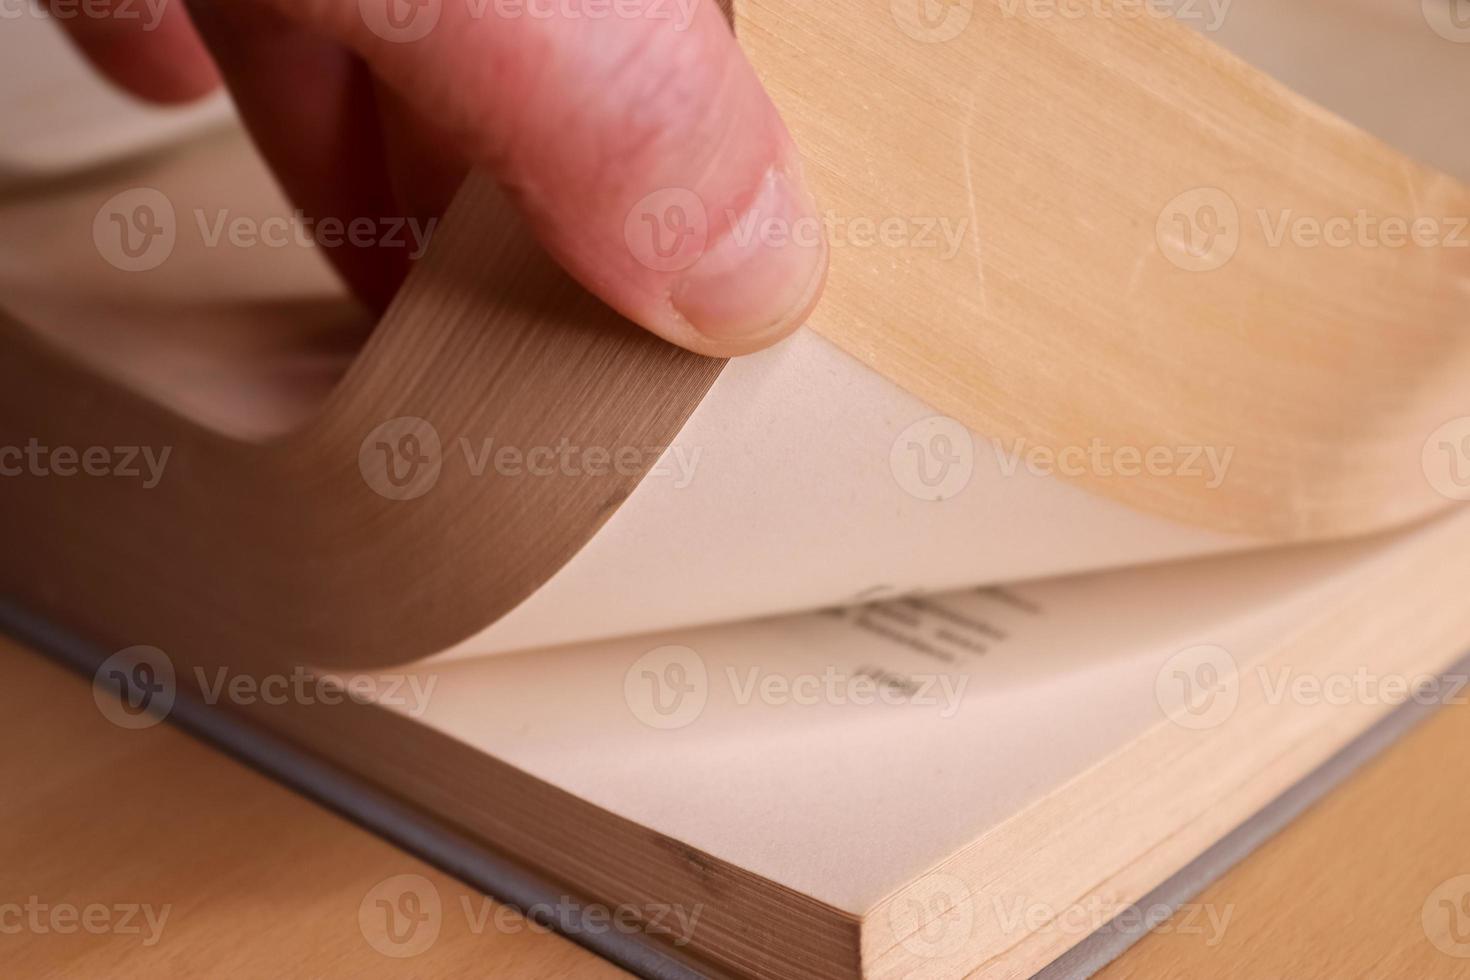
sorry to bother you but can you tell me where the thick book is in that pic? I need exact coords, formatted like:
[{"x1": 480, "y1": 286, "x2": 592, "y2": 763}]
[{"x1": 3, "y1": 3, "x2": 1469, "y2": 978}]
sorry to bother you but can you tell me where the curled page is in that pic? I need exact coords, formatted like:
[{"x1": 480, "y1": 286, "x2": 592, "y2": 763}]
[{"x1": 1, "y1": 4, "x2": 1467, "y2": 672}]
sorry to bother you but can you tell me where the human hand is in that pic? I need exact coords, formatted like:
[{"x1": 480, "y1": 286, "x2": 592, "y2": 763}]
[{"x1": 53, "y1": 0, "x2": 828, "y2": 356}]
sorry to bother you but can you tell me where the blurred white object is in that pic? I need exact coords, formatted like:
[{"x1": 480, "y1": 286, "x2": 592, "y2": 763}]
[
  {"x1": 0, "y1": 8, "x2": 232, "y2": 181},
  {"x1": 1171, "y1": 0, "x2": 1470, "y2": 182}
]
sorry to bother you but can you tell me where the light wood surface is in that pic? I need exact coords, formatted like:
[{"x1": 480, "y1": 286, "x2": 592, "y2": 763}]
[
  {"x1": 0, "y1": 636, "x2": 626, "y2": 979},
  {"x1": 1101, "y1": 659, "x2": 1470, "y2": 979},
  {"x1": 6, "y1": 630, "x2": 1469, "y2": 978}
]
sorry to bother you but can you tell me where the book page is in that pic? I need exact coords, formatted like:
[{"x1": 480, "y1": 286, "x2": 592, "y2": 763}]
[
  {"x1": 0, "y1": 25, "x2": 1248, "y2": 659},
  {"x1": 3, "y1": 10, "x2": 1464, "y2": 661},
  {"x1": 0, "y1": 116, "x2": 1247, "y2": 656},
  {"x1": 365, "y1": 506, "x2": 1470, "y2": 913},
  {"x1": 442, "y1": 327, "x2": 1243, "y2": 657}
]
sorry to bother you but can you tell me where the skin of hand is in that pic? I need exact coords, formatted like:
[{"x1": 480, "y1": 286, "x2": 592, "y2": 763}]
[{"x1": 51, "y1": 0, "x2": 829, "y2": 357}]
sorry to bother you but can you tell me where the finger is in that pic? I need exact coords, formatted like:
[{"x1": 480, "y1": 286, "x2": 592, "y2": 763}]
[
  {"x1": 248, "y1": 0, "x2": 829, "y2": 356},
  {"x1": 184, "y1": 0, "x2": 411, "y2": 310},
  {"x1": 45, "y1": 0, "x2": 220, "y2": 103},
  {"x1": 373, "y1": 80, "x2": 469, "y2": 224}
]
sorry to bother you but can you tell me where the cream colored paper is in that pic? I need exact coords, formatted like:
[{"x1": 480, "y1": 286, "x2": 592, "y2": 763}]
[
  {"x1": 371, "y1": 506, "x2": 1470, "y2": 913},
  {"x1": 444, "y1": 328, "x2": 1243, "y2": 657},
  {"x1": 5, "y1": 10, "x2": 1466, "y2": 663}
]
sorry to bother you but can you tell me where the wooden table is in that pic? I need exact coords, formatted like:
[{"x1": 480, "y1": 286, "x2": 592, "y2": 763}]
[{"x1": 4, "y1": 634, "x2": 1469, "y2": 977}]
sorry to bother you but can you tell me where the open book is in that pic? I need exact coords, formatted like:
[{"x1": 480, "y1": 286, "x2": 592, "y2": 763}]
[{"x1": 3, "y1": 2, "x2": 1469, "y2": 977}]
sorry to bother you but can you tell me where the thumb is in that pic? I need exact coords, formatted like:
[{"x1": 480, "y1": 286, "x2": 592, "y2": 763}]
[{"x1": 271, "y1": 0, "x2": 829, "y2": 356}]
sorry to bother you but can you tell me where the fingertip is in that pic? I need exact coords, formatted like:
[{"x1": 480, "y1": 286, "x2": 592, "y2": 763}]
[
  {"x1": 51, "y1": 5, "x2": 222, "y2": 105},
  {"x1": 90, "y1": 46, "x2": 222, "y2": 105},
  {"x1": 665, "y1": 164, "x2": 829, "y2": 356}
]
